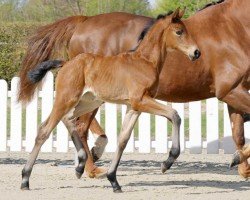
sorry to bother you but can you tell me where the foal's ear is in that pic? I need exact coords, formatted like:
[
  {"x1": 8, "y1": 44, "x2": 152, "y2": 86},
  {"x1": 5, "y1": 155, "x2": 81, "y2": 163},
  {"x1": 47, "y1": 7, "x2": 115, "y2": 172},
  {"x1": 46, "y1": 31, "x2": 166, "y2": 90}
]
[
  {"x1": 171, "y1": 7, "x2": 180, "y2": 22},
  {"x1": 178, "y1": 7, "x2": 186, "y2": 19},
  {"x1": 171, "y1": 7, "x2": 185, "y2": 22}
]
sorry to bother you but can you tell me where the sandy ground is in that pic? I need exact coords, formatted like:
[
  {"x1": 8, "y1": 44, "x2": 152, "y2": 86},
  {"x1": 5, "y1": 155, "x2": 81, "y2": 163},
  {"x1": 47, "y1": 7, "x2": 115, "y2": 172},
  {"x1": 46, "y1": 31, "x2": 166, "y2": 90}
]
[{"x1": 0, "y1": 150, "x2": 249, "y2": 200}]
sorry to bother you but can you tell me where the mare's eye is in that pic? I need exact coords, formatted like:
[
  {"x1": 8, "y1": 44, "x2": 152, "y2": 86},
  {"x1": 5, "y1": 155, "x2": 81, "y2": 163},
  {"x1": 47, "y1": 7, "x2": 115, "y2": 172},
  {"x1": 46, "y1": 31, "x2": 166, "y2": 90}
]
[{"x1": 176, "y1": 30, "x2": 183, "y2": 36}]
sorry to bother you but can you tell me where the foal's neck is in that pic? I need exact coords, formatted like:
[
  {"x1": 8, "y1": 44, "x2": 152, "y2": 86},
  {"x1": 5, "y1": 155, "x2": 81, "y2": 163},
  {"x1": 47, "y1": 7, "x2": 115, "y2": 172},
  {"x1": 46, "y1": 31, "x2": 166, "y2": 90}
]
[{"x1": 134, "y1": 21, "x2": 168, "y2": 69}]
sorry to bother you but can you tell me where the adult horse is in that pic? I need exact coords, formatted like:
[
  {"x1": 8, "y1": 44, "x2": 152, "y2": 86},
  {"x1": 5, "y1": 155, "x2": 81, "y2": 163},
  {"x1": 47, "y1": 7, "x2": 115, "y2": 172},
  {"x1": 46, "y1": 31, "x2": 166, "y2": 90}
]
[{"x1": 18, "y1": 0, "x2": 250, "y2": 178}]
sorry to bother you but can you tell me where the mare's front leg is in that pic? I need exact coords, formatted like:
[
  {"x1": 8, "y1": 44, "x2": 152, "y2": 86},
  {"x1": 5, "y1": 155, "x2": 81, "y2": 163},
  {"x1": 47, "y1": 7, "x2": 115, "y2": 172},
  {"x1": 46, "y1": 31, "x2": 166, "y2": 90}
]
[
  {"x1": 107, "y1": 106, "x2": 140, "y2": 193},
  {"x1": 228, "y1": 105, "x2": 250, "y2": 176},
  {"x1": 131, "y1": 95, "x2": 181, "y2": 173},
  {"x1": 230, "y1": 144, "x2": 250, "y2": 170}
]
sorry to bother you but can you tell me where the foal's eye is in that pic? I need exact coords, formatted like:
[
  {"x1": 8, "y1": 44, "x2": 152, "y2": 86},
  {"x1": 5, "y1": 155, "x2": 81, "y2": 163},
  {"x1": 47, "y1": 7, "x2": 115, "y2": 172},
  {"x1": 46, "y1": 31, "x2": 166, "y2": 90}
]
[{"x1": 176, "y1": 30, "x2": 183, "y2": 36}]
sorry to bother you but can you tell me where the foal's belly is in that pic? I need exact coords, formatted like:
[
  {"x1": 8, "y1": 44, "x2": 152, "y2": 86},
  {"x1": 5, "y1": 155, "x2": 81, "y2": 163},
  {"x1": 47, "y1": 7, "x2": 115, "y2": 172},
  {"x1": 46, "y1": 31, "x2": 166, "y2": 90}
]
[{"x1": 70, "y1": 86, "x2": 130, "y2": 119}]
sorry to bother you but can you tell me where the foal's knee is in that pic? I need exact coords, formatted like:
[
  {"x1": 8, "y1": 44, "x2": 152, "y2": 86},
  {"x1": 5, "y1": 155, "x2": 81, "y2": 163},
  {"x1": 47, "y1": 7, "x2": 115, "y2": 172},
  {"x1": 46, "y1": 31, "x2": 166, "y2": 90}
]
[{"x1": 171, "y1": 110, "x2": 181, "y2": 126}]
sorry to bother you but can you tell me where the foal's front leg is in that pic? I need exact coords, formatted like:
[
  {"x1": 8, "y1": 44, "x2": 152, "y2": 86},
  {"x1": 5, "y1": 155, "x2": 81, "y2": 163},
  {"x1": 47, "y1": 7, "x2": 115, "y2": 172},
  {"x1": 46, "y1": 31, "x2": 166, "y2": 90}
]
[
  {"x1": 107, "y1": 106, "x2": 140, "y2": 193},
  {"x1": 131, "y1": 95, "x2": 181, "y2": 173},
  {"x1": 62, "y1": 117, "x2": 87, "y2": 179}
]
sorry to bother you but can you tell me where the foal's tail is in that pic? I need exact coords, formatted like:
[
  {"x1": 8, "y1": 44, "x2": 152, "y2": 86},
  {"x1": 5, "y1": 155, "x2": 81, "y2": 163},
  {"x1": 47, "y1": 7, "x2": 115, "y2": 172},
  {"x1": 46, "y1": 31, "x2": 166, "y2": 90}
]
[
  {"x1": 28, "y1": 60, "x2": 64, "y2": 84},
  {"x1": 18, "y1": 15, "x2": 88, "y2": 104}
]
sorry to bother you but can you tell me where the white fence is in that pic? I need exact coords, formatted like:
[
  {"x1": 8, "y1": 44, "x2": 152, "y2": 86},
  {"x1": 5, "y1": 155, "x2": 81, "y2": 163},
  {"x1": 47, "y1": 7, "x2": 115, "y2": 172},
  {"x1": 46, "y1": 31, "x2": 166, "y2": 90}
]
[{"x1": 0, "y1": 72, "x2": 250, "y2": 154}]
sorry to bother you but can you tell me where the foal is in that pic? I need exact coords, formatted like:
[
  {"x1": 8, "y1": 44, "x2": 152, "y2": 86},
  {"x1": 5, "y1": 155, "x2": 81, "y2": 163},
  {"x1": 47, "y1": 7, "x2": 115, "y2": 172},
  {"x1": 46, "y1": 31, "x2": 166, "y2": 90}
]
[{"x1": 21, "y1": 9, "x2": 200, "y2": 191}]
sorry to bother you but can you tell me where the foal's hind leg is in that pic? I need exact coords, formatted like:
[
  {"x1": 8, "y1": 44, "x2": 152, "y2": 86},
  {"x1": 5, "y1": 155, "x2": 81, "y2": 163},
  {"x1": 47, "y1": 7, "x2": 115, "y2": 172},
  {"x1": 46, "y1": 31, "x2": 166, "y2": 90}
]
[
  {"x1": 107, "y1": 106, "x2": 140, "y2": 192},
  {"x1": 21, "y1": 104, "x2": 77, "y2": 190},
  {"x1": 131, "y1": 95, "x2": 181, "y2": 173}
]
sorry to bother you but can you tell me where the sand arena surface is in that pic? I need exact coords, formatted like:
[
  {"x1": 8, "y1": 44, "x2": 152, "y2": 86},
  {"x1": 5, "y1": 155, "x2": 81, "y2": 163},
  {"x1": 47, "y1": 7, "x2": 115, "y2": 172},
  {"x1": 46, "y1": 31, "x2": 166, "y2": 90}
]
[{"x1": 0, "y1": 151, "x2": 249, "y2": 200}]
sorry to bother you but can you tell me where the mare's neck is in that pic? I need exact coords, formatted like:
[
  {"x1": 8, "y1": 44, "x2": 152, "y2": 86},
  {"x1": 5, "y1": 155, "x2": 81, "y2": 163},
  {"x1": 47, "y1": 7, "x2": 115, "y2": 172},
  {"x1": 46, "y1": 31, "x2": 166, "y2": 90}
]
[{"x1": 229, "y1": 0, "x2": 250, "y2": 30}]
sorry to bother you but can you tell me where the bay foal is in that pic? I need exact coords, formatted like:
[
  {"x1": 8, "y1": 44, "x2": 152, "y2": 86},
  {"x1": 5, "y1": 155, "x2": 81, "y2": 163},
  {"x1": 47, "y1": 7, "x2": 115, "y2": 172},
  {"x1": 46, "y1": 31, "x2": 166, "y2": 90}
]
[{"x1": 21, "y1": 9, "x2": 200, "y2": 191}]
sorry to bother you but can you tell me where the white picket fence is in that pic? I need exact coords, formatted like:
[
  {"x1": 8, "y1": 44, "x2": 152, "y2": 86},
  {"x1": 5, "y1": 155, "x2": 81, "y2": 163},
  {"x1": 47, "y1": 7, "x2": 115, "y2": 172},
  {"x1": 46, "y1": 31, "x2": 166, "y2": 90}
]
[{"x1": 0, "y1": 72, "x2": 250, "y2": 154}]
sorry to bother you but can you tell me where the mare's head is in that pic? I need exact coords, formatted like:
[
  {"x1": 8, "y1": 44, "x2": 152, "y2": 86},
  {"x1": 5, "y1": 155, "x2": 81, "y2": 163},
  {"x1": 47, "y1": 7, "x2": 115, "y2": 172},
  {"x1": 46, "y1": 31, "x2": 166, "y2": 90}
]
[{"x1": 161, "y1": 8, "x2": 201, "y2": 61}]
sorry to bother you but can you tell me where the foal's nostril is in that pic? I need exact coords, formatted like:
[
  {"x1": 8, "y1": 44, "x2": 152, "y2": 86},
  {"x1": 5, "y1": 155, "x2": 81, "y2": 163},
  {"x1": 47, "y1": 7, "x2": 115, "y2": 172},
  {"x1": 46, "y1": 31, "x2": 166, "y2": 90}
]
[{"x1": 194, "y1": 49, "x2": 201, "y2": 59}]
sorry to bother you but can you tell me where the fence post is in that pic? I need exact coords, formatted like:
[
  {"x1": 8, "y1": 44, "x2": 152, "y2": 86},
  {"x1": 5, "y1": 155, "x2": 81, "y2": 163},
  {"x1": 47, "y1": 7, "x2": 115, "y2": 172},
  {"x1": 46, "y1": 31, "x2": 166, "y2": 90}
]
[
  {"x1": 41, "y1": 72, "x2": 54, "y2": 152},
  {"x1": 155, "y1": 101, "x2": 168, "y2": 153},
  {"x1": 0, "y1": 80, "x2": 7, "y2": 151},
  {"x1": 25, "y1": 91, "x2": 38, "y2": 152},
  {"x1": 10, "y1": 77, "x2": 22, "y2": 151},
  {"x1": 206, "y1": 98, "x2": 219, "y2": 154},
  {"x1": 105, "y1": 103, "x2": 117, "y2": 152},
  {"x1": 189, "y1": 101, "x2": 202, "y2": 153},
  {"x1": 138, "y1": 113, "x2": 151, "y2": 153}
]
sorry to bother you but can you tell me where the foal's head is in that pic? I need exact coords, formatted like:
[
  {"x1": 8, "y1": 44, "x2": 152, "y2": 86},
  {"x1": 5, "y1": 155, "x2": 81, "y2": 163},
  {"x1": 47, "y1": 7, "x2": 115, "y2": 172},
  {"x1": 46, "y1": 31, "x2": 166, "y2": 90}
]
[{"x1": 161, "y1": 8, "x2": 201, "y2": 61}]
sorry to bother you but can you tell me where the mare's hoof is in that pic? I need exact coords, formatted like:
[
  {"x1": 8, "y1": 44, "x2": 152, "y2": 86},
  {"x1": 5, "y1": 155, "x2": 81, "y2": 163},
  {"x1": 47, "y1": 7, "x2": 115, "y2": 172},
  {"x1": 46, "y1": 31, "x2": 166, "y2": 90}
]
[
  {"x1": 21, "y1": 182, "x2": 30, "y2": 190},
  {"x1": 229, "y1": 151, "x2": 241, "y2": 169}
]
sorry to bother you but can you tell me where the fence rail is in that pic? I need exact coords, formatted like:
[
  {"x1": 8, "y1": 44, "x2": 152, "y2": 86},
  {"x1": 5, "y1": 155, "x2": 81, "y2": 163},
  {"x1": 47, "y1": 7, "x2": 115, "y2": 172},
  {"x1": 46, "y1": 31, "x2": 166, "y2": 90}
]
[{"x1": 0, "y1": 72, "x2": 249, "y2": 154}]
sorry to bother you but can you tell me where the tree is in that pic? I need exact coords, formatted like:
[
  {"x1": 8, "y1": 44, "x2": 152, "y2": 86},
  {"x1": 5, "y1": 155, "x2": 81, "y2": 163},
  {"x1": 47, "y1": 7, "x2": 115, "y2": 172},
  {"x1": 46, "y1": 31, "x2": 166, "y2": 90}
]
[
  {"x1": 0, "y1": 0, "x2": 152, "y2": 22},
  {"x1": 153, "y1": 0, "x2": 212, "y2": 17}
]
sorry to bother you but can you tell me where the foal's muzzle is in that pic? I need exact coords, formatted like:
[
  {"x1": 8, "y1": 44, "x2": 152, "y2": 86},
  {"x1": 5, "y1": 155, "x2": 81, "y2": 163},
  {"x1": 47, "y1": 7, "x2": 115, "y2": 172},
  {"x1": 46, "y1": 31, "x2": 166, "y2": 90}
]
[
  {"x1": 189, "y1": 49, "x2": 201, "y2": 61},
  {"x1": 194, "y1": 49, "x2": 201, "y2": 59}
]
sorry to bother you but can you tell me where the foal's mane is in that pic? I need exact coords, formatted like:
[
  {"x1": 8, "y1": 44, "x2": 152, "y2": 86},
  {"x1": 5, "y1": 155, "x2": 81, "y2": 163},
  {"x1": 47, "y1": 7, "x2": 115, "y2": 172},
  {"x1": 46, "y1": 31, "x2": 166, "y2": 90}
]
[{"x1": 138, "y1": 11, "x2": 173, "y2": 42}]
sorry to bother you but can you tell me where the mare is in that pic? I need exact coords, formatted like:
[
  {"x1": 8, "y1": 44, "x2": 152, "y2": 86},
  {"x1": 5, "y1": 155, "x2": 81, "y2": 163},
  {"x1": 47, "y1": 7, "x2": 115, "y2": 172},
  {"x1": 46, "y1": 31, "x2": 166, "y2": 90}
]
[{"x1": 18, "y1": 0, "x2": 250, "y2": 178}]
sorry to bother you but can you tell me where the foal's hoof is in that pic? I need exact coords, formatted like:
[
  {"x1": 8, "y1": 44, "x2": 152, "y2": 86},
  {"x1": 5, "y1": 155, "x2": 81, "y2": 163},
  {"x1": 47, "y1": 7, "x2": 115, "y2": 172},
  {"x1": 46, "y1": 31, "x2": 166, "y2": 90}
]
[
  {"x1": 21, "y1": 182, "x2": 30, "y2": 190},
  {"x1": 161, "y1": 161, "x2": 173, "y2": 173},
  {"x1": 75, "y1": 168, "x2": 84, "y2": 179},
  {"x1": 230, "y1": 151, "x2": 241, "y2": 169},
  {"x1": 113, "y1": 187, "x2": 122, "y2": 193},
  {"x1": 87, "y1": 167, "x2": 108, "y2": 179}
]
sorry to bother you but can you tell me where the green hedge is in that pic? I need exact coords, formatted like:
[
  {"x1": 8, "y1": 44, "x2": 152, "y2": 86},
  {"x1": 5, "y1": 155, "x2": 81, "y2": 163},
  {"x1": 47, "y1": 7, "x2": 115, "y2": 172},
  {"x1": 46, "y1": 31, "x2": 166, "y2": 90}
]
[{"x1": 0, "y1": 22, "x2": 44, "y2": 85}]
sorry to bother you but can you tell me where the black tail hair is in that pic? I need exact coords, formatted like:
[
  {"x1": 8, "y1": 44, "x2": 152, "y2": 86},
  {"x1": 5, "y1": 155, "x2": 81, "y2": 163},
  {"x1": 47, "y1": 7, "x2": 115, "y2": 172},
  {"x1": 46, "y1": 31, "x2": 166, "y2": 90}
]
[{"x1": 28, "y1": 60, "x2": 63, "y2": 83}]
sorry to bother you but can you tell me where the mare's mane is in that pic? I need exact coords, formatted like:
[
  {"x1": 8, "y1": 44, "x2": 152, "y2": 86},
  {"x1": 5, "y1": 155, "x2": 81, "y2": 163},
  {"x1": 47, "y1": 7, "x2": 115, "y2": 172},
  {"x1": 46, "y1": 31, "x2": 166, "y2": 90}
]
[
  {"x1": 199, "y1": 0, "x2": 225, "y2": 11},
  {"x1": 136, "y1": 0, "x2": 225, "y2": 44}
]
